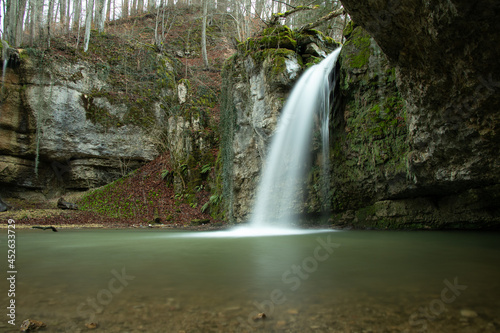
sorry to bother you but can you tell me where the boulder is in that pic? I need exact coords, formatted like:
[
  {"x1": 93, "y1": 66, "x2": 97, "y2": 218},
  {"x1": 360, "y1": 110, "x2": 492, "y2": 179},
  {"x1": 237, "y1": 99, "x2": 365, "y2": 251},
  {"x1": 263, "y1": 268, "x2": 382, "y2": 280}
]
[{"x1": 57, "y1": 198, "x2": 78, "y2": 210}]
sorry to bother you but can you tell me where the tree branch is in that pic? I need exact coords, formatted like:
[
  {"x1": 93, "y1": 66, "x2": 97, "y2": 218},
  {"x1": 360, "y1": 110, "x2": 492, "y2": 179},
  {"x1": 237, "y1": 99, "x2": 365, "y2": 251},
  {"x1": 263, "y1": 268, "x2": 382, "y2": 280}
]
[
  {"x1": 297, "y1": 8, "x2": 344, "y2": 33},
  {"x1": 272, "y1": 0, "x2": 297, "y2": 9},
  {"x1": 268, "y1": 5, "x2": 316, "y2": 26}
]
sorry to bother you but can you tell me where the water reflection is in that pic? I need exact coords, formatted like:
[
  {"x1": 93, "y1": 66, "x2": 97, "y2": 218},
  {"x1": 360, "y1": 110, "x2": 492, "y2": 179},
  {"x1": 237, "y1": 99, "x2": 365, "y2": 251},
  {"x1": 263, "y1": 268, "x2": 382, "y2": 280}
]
[{"x1": 1, "y1": 230, "x2": 499, "y2": 332}]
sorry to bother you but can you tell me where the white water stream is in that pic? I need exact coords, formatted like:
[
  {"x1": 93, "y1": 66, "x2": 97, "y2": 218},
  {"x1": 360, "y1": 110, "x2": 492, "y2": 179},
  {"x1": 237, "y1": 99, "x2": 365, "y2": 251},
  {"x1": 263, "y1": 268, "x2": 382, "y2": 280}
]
[
  {"x1": 198, "y1": 48, "x2": 342, "y2": 238},
  {"x1": 1, "y1": 40, "x2": 9, "y2": 112},
  {"x1": 249, "y1": 48, "x2": 342, "y2": 229}
]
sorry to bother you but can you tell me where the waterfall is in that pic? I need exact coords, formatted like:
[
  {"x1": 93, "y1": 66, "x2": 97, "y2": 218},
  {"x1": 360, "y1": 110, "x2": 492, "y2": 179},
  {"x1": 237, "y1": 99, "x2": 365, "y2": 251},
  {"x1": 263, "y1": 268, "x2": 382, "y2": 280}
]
[
  {"x1": 250, "y1": 47, "x2": 342, "y2": 228},
  {"x1": 180, "y1": 48, "x2": 342, "y2": 238},
  {"x1": 1, "y1": 40, "x2": 9, "y2": 104}
]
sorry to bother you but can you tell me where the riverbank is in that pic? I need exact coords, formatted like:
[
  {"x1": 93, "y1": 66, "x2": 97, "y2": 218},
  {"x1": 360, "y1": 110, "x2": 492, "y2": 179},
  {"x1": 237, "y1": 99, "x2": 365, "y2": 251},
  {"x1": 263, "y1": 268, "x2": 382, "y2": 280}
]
[{"x1": 0, "y1": 194, "x2": 226, "y2": 230}]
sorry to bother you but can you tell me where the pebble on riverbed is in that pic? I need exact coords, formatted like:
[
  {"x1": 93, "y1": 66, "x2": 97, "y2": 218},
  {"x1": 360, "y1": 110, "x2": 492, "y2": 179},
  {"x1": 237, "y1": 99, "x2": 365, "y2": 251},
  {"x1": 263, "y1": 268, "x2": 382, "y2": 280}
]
[
  {"x1": 20, "y1": 319, "x2": 46, "y2": 332},
  {"x1": 85, "y1": 322, "x2": 98, "y2": 329},
  {"x1": 460, "y1": 309, "x2": 478, "y2": 318},
  {"x1": 252, "y1": 312, "x2": 267, "y2": 321}
]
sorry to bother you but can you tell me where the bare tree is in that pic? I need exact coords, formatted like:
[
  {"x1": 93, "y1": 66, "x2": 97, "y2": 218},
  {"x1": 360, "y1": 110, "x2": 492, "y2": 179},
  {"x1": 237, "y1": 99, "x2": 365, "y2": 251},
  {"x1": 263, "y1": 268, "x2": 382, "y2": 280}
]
[
  {"x1": 122, "y1": 0, "x2": 129, "y2": 18},
  {"x1": 147, "y1": 0, "x2": 155, "y2": 12},
  {"x1": 154, "y1": 0, "x2": 177, "y2": 52},
  {"x1": 3, "y1": 0, "x2": 28, "y2": 46},
  {"x1": 35, "y1": 0, "x2": 44, "y2": 44},
  {"x1": 73, "y1": 0, "x2": 82, "y2": 30},
  {"x1": 84, "y1": 0, "x2": 94, "y2": 52},
  {"x1": 201, "y1": 0, "x2": 209, "y2": 68},
  {"x1": 59, "y1": 0, "x2": 67, "y2": 33},
  {"x1": 95, "y1": 0, "x2": 107, "y2": 33},
  {"x1": 131, "y1": 0, "x2": 137, "y2": 15},
  {"x1": 46, "y1": 0, "x2": 55, "y2": 47},
  {"x1": 106, "y1": 0, "x2": 112, "y2": 21},
  {"x1": 16, "y1": 0, "x2": 28, "y2": 45},
  {"x1": 137, "y1": 0, "x2": 144, "y2": 14}
]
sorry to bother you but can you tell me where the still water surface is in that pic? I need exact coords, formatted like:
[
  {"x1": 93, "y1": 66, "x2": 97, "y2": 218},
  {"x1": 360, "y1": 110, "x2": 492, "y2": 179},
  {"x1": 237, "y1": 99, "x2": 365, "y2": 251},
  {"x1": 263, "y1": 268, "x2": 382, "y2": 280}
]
[{"x1": 1, "y1": 229, "x2": 499, "y2": 332}]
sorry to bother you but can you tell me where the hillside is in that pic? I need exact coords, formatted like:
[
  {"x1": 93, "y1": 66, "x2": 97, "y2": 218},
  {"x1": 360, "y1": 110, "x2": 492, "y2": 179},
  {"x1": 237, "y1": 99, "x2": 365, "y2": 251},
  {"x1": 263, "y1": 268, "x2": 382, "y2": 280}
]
[{"x1": 1, "y1": 6, "x2": 234, "y2": 228}]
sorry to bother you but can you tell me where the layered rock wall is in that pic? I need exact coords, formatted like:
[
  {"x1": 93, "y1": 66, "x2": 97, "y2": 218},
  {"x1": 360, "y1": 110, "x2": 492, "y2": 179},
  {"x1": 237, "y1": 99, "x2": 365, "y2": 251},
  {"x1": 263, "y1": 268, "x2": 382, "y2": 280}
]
[
  {"x1": 336, "y1": 0, "x2": 500, "y2": 227},
  {"x1": 0, "y1": 48, "x2": 169, "y2": 197}
]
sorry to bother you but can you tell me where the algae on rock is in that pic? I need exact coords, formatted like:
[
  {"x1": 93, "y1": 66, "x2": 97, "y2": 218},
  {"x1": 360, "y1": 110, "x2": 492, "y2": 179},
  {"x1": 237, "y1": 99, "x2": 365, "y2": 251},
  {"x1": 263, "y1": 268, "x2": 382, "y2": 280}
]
[{"x1": 332, "y1": 24, "x2": 409, "y2": 222}]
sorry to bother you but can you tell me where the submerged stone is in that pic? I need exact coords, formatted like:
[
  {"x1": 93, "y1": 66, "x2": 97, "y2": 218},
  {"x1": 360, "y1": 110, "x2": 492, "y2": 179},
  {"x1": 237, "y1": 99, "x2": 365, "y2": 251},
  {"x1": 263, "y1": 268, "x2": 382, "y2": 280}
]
[
  {"x1": 460, "y1": 309, "x2": 478, "y2": 318},
  {"x1": 20, "y1": 319, "x2": 46, "y2": 332}
]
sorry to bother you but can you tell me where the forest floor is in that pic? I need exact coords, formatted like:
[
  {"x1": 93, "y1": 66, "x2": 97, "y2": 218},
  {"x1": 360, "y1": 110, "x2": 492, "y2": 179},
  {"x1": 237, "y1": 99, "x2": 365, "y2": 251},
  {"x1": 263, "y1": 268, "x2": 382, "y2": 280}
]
[{"x1": 1, "y1": 152, "x2": 227, "y2": 230}]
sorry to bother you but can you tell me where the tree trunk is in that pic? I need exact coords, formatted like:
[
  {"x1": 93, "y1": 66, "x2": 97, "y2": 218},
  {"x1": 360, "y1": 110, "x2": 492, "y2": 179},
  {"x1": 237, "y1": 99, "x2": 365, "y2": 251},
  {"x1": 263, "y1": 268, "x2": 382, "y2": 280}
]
[
  {"x1": 84, "y1": 0, "x2": 94, "y2": 52},
  {"x1": 4, "y1": 0, "x2": 23, "y2": 46},
  {"x1": 28, "y1": 0, "x2": 42, "y2": 46},
  {"x1": 131, "y1": 0, "x2": 137, "y2": 15},
  {"x1": 122, "y1": 0, "x2": 129, "y2": 18},
  {"x1": 147, "y1": 0, "x2": 154, "y2": 12},
  {"x1": 106, "y1": 0, "x2": 112, "y2": 21},
  {"x1": 95, "y1": 0, "x2": 106, "y2": 33},
  {"x1": 244, "y1": 0, "x2": 250, "y2": 38},
  {"x1": 59, "y1": 0, "x2": 67, "y2": 33},
  {"x1": 35, "y1": 0, "x2": 44, "y2": 45},
  {"x1": 15, "y1": 0, "x2": 28, "y2": 46},
  {"x1": 73, "y1": 0, "x2": 82, "y2": 30},
  {"x1": 47, "y1": 0, "x2": 55, "y2": 47},
  {"x1": 28, "y1": 0, "x2": 35, "y2": 46},
  {"x1": 66, "y1": 0, "x2": 71, "y2": 32},
  {"x1": 255, "y1": 0, "x2": 264, "y2": 21},
  {"x1": 201, "y1": 0, "x2": 209, "y2": 69}
]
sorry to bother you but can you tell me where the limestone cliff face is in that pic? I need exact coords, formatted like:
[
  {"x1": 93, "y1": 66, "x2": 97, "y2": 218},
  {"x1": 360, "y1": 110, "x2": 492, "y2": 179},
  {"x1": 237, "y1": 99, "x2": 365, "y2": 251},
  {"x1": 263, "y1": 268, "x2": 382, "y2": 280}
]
[
  {"x1": 332, "y1": 24, "x2": 408, "y2": 216},
  {"x1": 221, "y1": 1, "x2": 499, "y2": 228},
  {"x1": 0, "y1": 49, "x2": 171, "y2": 196},
  {"x1": 341, "y1": 0, "x2": 499, "y2": 188},
  {"x1": 336, "y1": 0, "x2": 500, "y2": 227},
  {"x1": 221, "y1": 27, "x2": 339, "y2": 223}
]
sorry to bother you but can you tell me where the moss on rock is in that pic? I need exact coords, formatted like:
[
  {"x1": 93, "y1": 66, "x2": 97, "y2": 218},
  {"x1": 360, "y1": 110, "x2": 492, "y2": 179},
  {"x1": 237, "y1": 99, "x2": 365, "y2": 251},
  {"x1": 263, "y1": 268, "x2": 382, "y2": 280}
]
[{"x1": 332, "y1": 25, "x2": 409, "y2": 218}]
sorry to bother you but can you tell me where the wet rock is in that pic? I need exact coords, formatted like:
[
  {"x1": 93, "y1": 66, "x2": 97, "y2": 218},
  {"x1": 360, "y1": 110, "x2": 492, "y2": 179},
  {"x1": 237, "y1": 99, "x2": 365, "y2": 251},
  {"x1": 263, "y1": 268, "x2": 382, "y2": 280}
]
[
  {"x1": 20, "y1": 319, "x2": 46, "y2": 332},
  {"x1": 304, "y1": 43, "x2": 327, "y2": 58},
  {"x1": 253, "y1": 312, "x2": 266, "y2": 321},
  {"x1": 85, "y1": 322, "x2": 98, "y2": 329},
  {"x1": 460, "y1": 309, "x2": 478, "y2": 318},
  {"x1": 57, "y1": 197, "x2": 78, "y2": 210},
  {"x1": 190, "y1": 219, "x2": 210, "y2": 226}
]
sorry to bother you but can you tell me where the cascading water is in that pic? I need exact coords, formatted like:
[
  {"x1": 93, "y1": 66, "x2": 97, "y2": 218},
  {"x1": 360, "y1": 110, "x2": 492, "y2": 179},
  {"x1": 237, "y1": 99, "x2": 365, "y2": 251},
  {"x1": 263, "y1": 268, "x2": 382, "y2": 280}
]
[
  {"x1": 179, "y1": 48, "x2": 342, "y2": 238},
  {"x1": 250, "y1": 47, "x2": 342, "y2": 229},
  {"x1": 1, "y1": 40, "x2": 9, "y2": 107}
]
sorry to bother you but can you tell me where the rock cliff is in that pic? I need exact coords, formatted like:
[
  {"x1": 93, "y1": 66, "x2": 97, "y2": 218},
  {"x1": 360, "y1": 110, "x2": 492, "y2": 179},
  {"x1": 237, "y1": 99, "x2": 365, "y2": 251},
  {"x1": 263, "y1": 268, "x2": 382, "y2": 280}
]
[
  {"x1": 332, "y1": 23, "x2": 408, "y2": 220},
  {"x1": 0, "y1": 41, "x2": 173, "y2": 197},
  {"x1": 336, "y1": 0, "x2": 500, "y2": 228}
]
